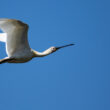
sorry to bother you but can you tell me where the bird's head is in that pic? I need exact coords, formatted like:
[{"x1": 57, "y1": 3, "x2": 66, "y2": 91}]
[{"x1": 50, "y1": 43, "x2": 75, "y2": 53}]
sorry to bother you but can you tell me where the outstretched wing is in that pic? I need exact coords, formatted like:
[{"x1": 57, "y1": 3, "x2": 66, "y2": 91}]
[{"x1": 0, "y1": 19, "x2": 31, "y2": 57}]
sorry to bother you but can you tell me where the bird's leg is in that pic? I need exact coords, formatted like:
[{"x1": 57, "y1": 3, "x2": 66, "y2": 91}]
[{"x1": 0, "y1": 57, "x2": 15, "y2": 64}]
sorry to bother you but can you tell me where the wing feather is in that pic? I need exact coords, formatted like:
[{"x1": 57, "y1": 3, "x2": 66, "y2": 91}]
[{"x1": 0, "y1": 19, "x2": 31, "y2": 57}]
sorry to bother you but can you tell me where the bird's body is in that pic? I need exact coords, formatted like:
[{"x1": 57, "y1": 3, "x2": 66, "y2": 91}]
[{"x1": 0, "y1": 18, "x2": 74, "y2": 64}]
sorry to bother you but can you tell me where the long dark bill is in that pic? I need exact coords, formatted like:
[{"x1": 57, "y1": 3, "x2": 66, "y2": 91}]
[{"x1": 56, "y1": 43, "x2": 75, "y2": 50}]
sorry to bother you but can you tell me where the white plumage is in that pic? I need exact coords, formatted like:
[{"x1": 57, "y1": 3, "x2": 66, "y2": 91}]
[{"x1": 0, "y1": 18, "x2": 74, "y2": 64}]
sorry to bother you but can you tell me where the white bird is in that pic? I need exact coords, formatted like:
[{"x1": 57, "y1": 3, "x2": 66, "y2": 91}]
[{"x1": 0, "y1": 18, "x2": 74, "y2": 64}]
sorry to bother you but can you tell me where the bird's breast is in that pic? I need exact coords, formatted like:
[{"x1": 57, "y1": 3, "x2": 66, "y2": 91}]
[{"x1": 8, "y1": 49, "x2": 34, "y2": 63}]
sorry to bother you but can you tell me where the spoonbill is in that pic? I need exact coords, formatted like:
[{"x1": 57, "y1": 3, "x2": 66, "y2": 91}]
[{"x1": 0, "y1": 18, "x2": 74, "y2": 64}]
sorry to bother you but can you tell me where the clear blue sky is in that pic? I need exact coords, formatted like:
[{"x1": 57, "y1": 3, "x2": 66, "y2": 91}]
[{"x1": 0, "y1": 0, "x2": 110, "y2": 110}]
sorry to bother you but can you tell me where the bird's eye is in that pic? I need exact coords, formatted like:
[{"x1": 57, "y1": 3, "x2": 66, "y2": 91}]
[{"x1": 52, "y1": 47, "x2": 56, "y2": 51}]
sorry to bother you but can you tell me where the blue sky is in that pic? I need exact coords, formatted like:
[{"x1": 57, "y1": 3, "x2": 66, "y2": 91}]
[{"x1": 0, "y1": 0, "x2": 110, "y2": 110}]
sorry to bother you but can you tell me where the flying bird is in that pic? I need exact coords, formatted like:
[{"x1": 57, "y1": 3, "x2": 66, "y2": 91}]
[{"x1": 0, "y1": 18, "x2": 74, "y2": 64}]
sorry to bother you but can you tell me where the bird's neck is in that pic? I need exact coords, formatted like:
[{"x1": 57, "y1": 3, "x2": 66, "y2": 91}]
[{"x1": 32, "y1": 48, "x2": 53, "y2": 57}]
